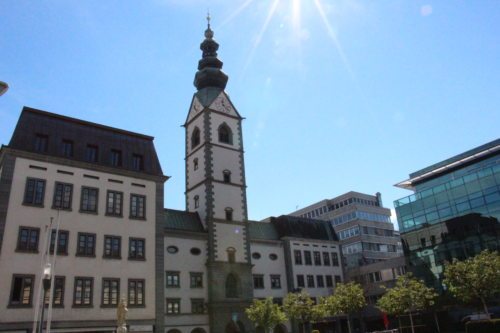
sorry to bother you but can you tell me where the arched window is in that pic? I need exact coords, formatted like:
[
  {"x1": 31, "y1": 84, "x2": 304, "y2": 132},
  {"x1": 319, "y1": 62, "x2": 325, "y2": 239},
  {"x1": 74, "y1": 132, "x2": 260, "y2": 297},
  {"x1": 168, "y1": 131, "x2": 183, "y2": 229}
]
[
  {"x1": 193, "y1": 158, "x2": 198, "y2": 170},
  {"x1": 225, "y1": 273, "x2": 238, "y2": 298},
  {"x1": 227, "y1": 247, "x2": 236, "y2": 263},
  {"x1": 225, "y1": 207, "x2": 233, "y2": 221},
  {"x1": 223, "y1": 170, "x2": 231, "y2": 183},
  {"x1": 191, "y1": 329, "x2": 207, "y2": 333},
  {"x1": 218, "y1": 124, "x2": 232, "y2": 144},
  {"x1": 194, "y1": 195, "x2": 199, "y2": 209},
  {"x1": 191, "y1": 127, "x2": 201, "y2": 149}
]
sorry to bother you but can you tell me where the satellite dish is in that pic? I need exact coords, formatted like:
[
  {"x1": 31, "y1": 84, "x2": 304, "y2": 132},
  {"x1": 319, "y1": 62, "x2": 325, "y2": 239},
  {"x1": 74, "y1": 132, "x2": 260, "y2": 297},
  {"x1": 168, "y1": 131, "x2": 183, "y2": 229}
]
[{"x1": 0, "y1": 81, "x2": 8, "y2": 96}]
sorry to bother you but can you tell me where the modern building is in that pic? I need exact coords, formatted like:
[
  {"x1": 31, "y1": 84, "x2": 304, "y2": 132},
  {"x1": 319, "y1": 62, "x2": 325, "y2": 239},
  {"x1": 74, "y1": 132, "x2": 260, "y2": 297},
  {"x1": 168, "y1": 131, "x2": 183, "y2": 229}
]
[
  {"x1": 290, "y1": 191, "x2": 403, "y2": 269},
  {"x1": 0, "y1": 107, "x2": 167, "y2": 332},
  {"x1": 0, "y1": 21, "x2": 347, "y2": 333},
  {"x1": 289, "y1": 192, "x2": 405, "y2": 329},
  {"x1": 394, "y1": 139, "x2": 500, "y2": 291}
]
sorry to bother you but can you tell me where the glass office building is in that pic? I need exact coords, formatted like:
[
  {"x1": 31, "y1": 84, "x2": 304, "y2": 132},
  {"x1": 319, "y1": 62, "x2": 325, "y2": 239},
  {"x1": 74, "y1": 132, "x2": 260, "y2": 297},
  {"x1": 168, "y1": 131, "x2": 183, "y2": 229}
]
[{"x1": 394, "y1": 139, "x2": 500, "y2": 290}]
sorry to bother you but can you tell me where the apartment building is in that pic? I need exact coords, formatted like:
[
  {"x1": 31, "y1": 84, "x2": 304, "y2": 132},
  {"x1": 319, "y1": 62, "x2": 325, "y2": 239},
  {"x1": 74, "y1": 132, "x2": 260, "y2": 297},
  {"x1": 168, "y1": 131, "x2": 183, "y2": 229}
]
[{"x1": 0, "y1": 107, "x2": 167, "y2": 332}]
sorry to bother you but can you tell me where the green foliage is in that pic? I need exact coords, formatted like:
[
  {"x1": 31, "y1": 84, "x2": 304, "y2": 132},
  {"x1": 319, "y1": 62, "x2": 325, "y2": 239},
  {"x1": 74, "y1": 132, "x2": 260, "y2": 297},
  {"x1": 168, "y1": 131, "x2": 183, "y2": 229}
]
[
  {"x1": 377, "y1": 273, "x2": 437, "y2": 315},
  {"x1": 283, "y1": 291, "x2": 326, "y2": 324},
  {"x1": 443, "y1": 250, "x2": 500, "y2": 312},
  {"x1": 465, "y1": 319, "x2": 500, "y2": 333},
  {"x1": 324, "y1": 282, "x2": 366, "y2": 316},
  {"x1": 245, "y1": 297, "x2": 287, "y2": 333}
]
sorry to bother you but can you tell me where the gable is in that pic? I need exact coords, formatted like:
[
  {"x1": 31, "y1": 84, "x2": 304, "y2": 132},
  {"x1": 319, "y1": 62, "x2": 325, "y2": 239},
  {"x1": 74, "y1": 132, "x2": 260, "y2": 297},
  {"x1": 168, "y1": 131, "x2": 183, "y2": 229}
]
[
  {"x1": 208, "y1": 92, "x2": 241, "y2": 118},
  {"x1": 185, "y1": 95, "x2": 204, "y2": 124}
]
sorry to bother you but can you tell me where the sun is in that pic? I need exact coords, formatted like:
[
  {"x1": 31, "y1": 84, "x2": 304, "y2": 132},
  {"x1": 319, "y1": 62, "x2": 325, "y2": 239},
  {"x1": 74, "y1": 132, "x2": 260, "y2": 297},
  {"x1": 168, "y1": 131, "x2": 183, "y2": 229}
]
[{"x1": 217, "y1": 0, "x2": 353, "y2": 78}]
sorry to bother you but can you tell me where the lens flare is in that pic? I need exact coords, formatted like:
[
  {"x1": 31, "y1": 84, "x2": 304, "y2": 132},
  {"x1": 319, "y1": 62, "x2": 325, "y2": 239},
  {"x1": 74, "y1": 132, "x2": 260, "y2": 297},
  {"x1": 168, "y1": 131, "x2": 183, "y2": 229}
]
[{"x1": 313, "y1": 0, "x2": 354, "y2": 79}]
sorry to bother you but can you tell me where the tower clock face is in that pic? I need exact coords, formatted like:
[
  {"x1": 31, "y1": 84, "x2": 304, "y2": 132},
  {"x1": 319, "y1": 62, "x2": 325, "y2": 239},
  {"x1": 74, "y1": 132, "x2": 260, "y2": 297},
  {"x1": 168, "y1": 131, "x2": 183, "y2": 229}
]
[
  {"x1": 220, "y1": 99, "x2": 231, "y2": 113},
  {"x1": 192, "y1": 98, "x2": 202, "y2": 113},
  {"x1": 212, "y1": 95, "x2": 233, "y2": 113}
]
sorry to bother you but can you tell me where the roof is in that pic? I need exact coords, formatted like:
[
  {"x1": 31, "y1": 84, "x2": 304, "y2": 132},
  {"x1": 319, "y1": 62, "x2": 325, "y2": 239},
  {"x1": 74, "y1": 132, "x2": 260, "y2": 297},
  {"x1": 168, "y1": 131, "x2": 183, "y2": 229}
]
[
  {"x1": 8, "y1": 106, "x2": 164, "y2": 176},
  {"x1": 248, "y1": 221, "x2": 280, "y2": 241},
  {"x1": 396, "y1": 138, "x2": 500, "y2": 190},
  {"x1": 270, "y1": 215, "x2": 339, "y2": 241},
  {"x1": 195, "y1": 87, "x2": 224, "y2": 108},
  {"x1": 163, "y1": 209, "x2": 206, "y2": 233}
]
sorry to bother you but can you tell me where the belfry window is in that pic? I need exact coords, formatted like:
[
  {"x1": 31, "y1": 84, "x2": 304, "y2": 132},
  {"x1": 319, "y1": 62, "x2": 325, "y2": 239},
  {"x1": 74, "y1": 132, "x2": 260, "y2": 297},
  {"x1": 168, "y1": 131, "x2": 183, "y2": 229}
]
[
  {"x1": 223, "y1": 170, "x2": 231, "y2": 183},
  {"x1": 191, "y1": 127, "x2": 201, "y2": 149},
  {"x1": 225, "y1": 207, "x2": 233, "y2": 221},
  {"x1": 218, "y1": 124, "x2": 232, "y2": 144},
  {"x1": 227, "y1": 247, "x2": 236, "y2": 263}
]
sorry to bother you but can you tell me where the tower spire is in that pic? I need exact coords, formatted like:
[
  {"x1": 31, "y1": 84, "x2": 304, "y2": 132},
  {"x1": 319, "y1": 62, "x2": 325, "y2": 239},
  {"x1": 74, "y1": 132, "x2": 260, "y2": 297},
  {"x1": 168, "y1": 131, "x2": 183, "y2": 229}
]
[{"x1": 194, "y1": 14, "x2": 228, "y2": 91}]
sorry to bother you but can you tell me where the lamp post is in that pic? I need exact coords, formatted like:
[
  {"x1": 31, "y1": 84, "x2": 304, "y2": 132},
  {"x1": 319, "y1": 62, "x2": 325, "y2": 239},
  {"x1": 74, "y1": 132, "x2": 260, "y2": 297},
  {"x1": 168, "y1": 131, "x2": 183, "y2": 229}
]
[
  {"x1": 39, "y1": 263, "x2": 52, "y2": 333},
  {"x1": 0, "y1": 81, "x2": 8, "y2": 96}
]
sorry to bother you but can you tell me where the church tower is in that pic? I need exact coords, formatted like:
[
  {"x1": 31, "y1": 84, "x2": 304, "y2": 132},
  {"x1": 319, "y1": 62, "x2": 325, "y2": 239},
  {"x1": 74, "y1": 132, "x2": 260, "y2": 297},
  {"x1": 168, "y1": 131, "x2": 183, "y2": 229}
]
[{"x1": 184, "y1": 16, "x2": 253, "y2": 332}]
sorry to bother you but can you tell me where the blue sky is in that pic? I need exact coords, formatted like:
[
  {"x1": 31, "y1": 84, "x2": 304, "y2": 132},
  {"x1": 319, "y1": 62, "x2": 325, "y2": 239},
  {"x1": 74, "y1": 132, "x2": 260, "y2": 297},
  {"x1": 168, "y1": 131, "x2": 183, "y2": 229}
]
[{"x1": 1, "y1": 1, "x2": 499, "y2": 225}]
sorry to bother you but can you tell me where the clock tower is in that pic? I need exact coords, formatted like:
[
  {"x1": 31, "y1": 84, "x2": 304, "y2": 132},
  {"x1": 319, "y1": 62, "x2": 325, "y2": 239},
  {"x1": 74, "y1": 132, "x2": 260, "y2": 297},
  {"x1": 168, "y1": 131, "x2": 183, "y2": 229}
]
[{"x1": 184, "y1": 16, "x2": 253, "y2": 332}]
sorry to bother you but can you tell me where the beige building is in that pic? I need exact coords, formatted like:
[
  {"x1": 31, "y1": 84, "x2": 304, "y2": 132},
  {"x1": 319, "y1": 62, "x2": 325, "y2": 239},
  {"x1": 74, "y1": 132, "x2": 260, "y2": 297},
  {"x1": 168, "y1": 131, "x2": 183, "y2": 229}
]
[{"x1": 0, "y1": 108, "x2": 167, "y2": 332}]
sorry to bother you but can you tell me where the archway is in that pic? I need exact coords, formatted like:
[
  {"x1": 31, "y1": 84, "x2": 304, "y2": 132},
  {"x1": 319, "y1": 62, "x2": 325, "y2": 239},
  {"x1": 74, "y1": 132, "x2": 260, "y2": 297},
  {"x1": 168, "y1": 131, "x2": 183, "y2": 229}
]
[
  {"x1": 226, "y1": 321, "x2": 240, "y2": 333},
  {"x1": 167, "y1": 330, "x2": 182, "y2": 333},
  {"x1": 274, "y1": 324, "x2": 287, "y2": 333},
  {"x1": 191, "y1": 328, "x2": 207, "y2": 333}
]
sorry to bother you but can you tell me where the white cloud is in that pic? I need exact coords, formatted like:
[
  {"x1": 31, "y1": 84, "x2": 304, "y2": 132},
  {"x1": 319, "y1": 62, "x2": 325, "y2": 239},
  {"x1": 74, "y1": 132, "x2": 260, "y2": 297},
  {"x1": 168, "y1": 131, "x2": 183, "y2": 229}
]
[{"x1": 421, "y1": 5, "x2": 433, "y2": 17}]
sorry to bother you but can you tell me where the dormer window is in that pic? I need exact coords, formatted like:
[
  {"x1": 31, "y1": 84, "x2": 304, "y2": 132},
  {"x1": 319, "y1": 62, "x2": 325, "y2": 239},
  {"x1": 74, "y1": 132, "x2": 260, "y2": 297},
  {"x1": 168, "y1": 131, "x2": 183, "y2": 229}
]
[
  {"x1": 85, "y1": 145, "x2": 98, "y2": 162},
  {"x1": 132, "y1": 154, "x2": 144, "y2": 171},
  {"x1": 34, "y1": 134, "x2": 48, "y2": 153},
  {"x1": 223, "y1": 170, "x2": 231, "y2": 183},
  {"x1": 62, "y1": 140, "x2": 73, "y2": 158},
  {"x1": 110, "y1": 149, "x2": 122, "y2": 167},
  {"x1": 225, "y1": 207, "x2": 233, "y2": 221},
  {"x1": 192, "y1": 127, "x2": 201, "y2": 149},
  {"x1": 218, "y1": 124, "x2": 232, "y2": 145}
]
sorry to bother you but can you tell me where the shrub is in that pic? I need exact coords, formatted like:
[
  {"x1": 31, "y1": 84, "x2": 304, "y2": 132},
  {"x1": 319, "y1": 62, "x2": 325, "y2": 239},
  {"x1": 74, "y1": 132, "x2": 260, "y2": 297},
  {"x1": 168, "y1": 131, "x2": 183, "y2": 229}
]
[{"x1": 465, "y1": 319, "x2": 500, "y2": 333}]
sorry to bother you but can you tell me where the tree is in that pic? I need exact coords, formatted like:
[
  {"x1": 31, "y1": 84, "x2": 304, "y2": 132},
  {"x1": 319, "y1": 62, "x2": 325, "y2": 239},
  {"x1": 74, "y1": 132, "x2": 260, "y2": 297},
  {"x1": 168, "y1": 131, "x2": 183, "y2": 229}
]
[
  {"x1": 283, "y1": 291, "x2": 326, "y2": 333},
  {"x1": 245, "y1": 297, "x2": 287, "y2": 333},
  {"x1": 443, "y1": 250, "x2": 500, "y2": 319},
  {"x1": 324, "y1": 282, "x2": 366, "y2": 333},
  {"x1": 377, "y1": 273, "x2": 437, "y2": 333}
]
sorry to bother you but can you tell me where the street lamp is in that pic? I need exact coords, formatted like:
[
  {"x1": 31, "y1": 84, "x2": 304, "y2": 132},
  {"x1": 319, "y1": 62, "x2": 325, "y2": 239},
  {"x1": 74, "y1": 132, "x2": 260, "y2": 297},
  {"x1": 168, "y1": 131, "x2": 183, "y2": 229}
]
[
  {"x1": 0, "y1": 81, "x2": 8, "y2": 96},
  {"x1": 39, "y1": 263, "x2": 52, "y2": 333}
]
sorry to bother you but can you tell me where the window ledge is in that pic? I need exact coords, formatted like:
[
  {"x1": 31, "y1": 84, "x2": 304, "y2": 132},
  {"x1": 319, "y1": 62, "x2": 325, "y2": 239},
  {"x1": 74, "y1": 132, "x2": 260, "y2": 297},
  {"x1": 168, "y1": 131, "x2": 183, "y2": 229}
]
[
  {"x1": 105, "y1": 214, "x2": 123, "y2": 218},
  {"x1": 72, "y1": 304, "x2": 93, "y2": 308},
  {"x1": 128, "y1": 257, "x2": 146, "y2": 261},
  {"x1": 75, "y1": 254, "x2": 96, "y2": 258},
  {"x1": 8, "y1": 304, "x2": 32, "y2": 308},
  {"x1": 129, "y1": 216, "x2": 147, "y2": 221},
  {"x1": 15, "y1": 249, "x2": 39, "y2": 254},
  {"x1": 128, "y1": 304, "x2": 146, "y2": 308},
  {"x1": 79, "y1": 210, "x2": 98, "y2": 215},
  {"x1": 52, "y1": 207, "x2": 72, "y2": 211},
  {"x1": 22, "y1": 203, "x2": 44, "y2": 208},
  {"x1": 103, "y1": 256, "x2": 122, "y2": 260},
  {"x1": 100, "y1": 304, "x2": 118, "y2": 308}
]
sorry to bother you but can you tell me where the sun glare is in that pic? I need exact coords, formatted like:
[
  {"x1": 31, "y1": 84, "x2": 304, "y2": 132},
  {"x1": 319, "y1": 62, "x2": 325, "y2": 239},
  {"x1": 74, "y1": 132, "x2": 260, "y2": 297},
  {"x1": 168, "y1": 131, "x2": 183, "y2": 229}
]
[
  {"x1": 218, "y1": 0, "x2": 354, "y2": 79},
  {"x1": 313, "y1": 0, "x2": 354, "y2": 78}
]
